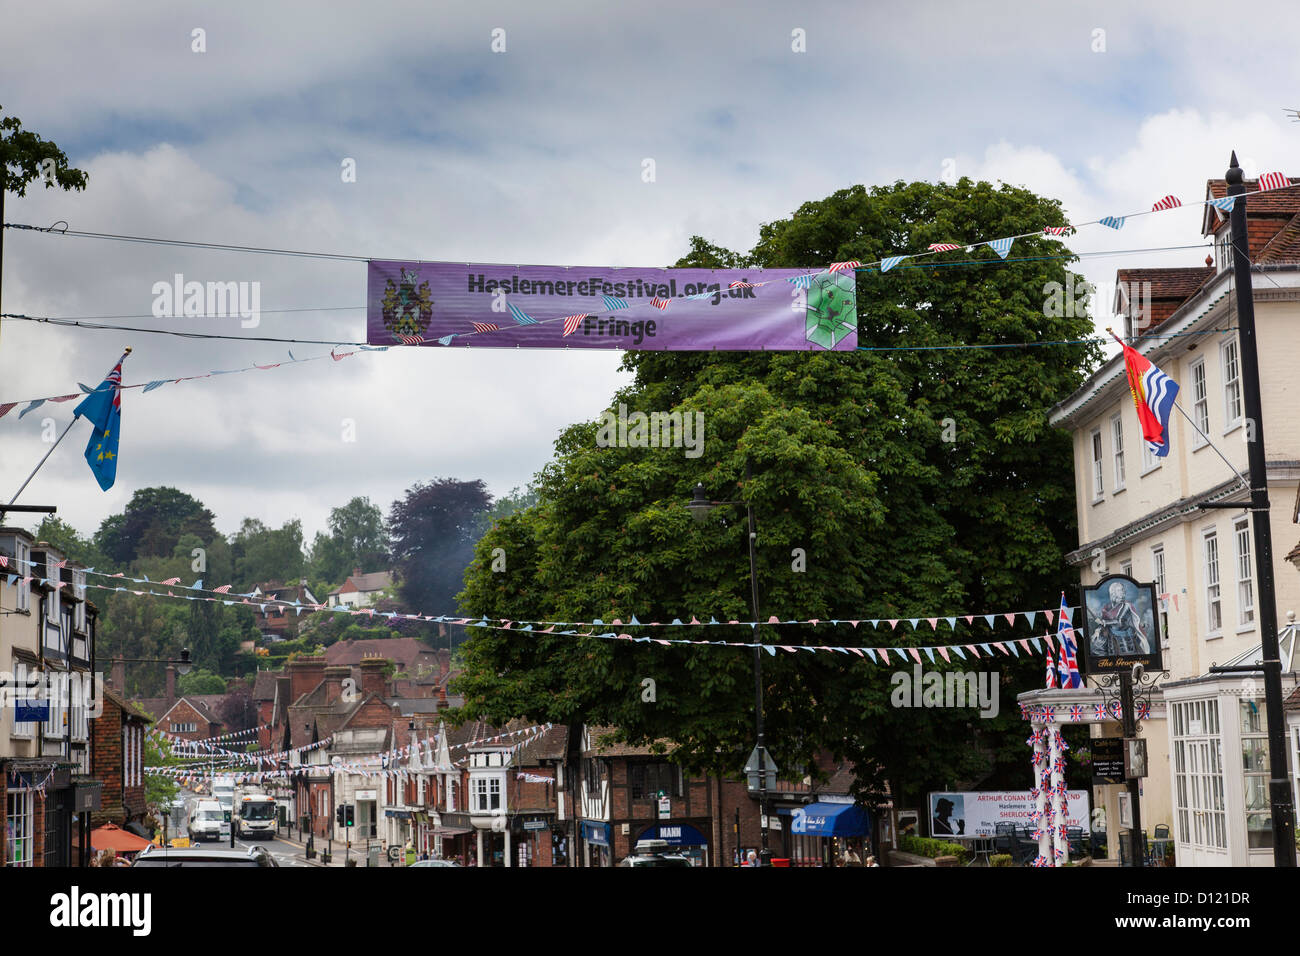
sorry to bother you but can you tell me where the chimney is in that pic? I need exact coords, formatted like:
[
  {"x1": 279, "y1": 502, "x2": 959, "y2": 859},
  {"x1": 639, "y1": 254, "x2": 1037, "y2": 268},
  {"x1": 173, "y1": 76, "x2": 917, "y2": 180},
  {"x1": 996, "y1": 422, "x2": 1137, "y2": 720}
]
[
  {"x1": 323, "y1": 666, "x2": 350, "y2": 705},
  {"x1": 111, "y1": 658, "x2": 126, "y2": 694},
  {"x1": 289, "y1": 655, "x2": 327, "y2": 704},
  {"x1": 165, "y1": 664, "x2": 176, "y2": 707},
  {"x1": 352, "y1": 567, "x2": 361, "y2": 578},
  {"x1": 437, "y1": 649, "x2": 449, "y2": 710},
  {"x1": 359, "y1": 657, "x2": 387, "y2": 698}
]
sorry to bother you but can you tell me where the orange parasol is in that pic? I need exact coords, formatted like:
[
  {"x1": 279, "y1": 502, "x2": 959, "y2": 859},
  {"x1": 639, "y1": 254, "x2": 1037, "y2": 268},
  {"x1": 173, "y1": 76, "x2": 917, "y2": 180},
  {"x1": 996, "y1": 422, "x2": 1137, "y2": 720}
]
[{"x1": 90, "y1": 823, "x2": 154, "y2": 853}]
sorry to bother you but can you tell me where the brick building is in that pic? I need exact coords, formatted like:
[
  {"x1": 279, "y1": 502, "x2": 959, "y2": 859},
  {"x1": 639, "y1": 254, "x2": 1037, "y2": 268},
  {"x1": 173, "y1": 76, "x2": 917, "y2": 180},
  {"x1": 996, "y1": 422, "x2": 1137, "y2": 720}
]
[{"x1": 90, "y1": 688, "x2": 152, "y2": 830}]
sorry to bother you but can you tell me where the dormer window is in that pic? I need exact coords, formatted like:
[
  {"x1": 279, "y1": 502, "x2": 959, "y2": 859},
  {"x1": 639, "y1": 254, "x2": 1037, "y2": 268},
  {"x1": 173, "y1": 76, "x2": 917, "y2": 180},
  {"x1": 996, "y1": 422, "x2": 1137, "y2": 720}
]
[{"x1": 1215, "y1": 226, "x2": 1232, "y2": 273}]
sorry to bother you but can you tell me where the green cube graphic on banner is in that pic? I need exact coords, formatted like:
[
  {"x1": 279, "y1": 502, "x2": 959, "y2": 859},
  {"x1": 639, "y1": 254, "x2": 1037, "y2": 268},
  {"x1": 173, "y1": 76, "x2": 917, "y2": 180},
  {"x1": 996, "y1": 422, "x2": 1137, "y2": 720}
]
[
  {"x1": 366, "y1": 261, "x2": 858, "y2": 351},
  {"x1": 805, "y1": 273, "x2": 858, "y2": 349}
]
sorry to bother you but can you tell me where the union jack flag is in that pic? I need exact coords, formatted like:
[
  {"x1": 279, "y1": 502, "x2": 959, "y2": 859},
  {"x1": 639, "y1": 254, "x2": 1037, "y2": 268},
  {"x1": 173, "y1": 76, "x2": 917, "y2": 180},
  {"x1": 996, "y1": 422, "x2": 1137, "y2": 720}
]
[
  {"x1": 827, "y1": 260, "x2": 860, "y2": 274},
  {"x1": 1151, "y1": 195, "x2": 1182, "y2": 211},
  {"x1": 1257, "y1": 171, "x2": 1289, "y2": 193},
  {"x1": 927, "y1": 243, "x2": 962, "y2": 252},
  {"x1": 1030, "y1": 787, "x2": 1040, "y2": 801},
  {"x1": 649, "y1": 296, "x2": 671, "y2": 310},
  {"x1": 1057, "y1": 593, "x2": 1082, "y2": 688},
  {"x1": 560, "y1": 314, "x2": 586, "y2": 337},
  {"x1": 471, "y1": 323, "x2": 500, "y2": 334},
  {"x1": 1045, "y1": 649, "x2": 1058, "y2": 689},
  {"x1": 1032, "y1": 856, "x2": 1050, "y2": 867},
  {"x1": 1137, "y1": 700, "x2": 1150, "y2": 720},
  {"x1": 1095, "y1": 702, "x2": 1107, "y2": 721},
  {"x1": 1069, "y1": 705, "x2": 1084, "y2": 721},
  {"x1": 1041, "y1": 706, "x2": 1056, "y2": 721}
]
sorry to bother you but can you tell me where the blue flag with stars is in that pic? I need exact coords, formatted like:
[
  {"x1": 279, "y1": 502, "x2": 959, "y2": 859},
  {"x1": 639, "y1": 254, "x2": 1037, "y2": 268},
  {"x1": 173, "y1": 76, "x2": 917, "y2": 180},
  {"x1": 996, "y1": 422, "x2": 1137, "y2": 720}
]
[{"x1": 72, "y1": 351, "x2": 128, "y2": 491}]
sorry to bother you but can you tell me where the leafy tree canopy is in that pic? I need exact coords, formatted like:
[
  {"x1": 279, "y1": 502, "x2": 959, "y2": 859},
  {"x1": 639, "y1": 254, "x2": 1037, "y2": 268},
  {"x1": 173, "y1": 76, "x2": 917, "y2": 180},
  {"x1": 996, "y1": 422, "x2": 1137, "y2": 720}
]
[
  {"x1": 454, "y1": 179, "x2": 1100, "y2": 805},
  {"x1": 1, "y1": 105, "x2": 88, "y2": 195},
  {"x1": 94, "y1": 487, "x2": 217, "y2": 566},
  {"x1": 390, "y1": 478, "x2": 492, "y2": 613}
]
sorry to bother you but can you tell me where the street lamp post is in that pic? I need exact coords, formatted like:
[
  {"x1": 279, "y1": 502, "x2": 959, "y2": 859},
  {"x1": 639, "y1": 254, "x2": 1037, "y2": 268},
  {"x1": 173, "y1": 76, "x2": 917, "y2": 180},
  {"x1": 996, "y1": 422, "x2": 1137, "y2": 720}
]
[{"x1": 689, "y1": 458, "x2": 773, "y2": 866}]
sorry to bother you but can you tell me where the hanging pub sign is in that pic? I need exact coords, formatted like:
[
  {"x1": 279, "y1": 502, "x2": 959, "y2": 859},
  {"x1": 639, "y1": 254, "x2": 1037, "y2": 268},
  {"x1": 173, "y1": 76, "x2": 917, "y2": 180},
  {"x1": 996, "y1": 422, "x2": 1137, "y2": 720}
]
[
  {"x1": 1078, "y1": 574, "x2": 1163, "y2": 674},
  {"x1": 366, "y1": 261, "x2": 858, "y2": 351}
]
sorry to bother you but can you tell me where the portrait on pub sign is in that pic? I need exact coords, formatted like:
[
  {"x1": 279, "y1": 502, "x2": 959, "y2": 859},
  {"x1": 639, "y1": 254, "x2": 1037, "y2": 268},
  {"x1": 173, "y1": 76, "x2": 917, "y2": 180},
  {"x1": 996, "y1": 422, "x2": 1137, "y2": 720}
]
[{"x1": 1079, "y1": 574, "x2": 1163, "y2": 674}]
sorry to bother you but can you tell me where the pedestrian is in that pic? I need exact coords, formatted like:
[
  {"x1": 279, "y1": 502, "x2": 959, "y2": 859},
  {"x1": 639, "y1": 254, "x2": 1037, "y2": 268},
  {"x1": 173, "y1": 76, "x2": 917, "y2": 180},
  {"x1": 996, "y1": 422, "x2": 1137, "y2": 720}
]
[
  {"x1": 842, "y1": 845, "x2": 862, "y2": 866},
  {"x1": 864, "y1": 855, "x2": 879, "y2": 867}
]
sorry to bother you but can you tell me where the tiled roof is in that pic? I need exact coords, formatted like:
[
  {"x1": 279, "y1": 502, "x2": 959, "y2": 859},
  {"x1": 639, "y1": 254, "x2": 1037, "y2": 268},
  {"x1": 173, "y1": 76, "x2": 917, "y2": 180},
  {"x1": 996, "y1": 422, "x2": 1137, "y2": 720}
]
[
  {"x1": 324, "y1": 637, "x2": 437, "y2": 671},
  {"x1": 101, "y1": 687, "x2": 153, "y2": 724},
  {"x1": 330, "y1": 570, "x2": 393, "y2": 595},
  {"x1": 251, "y1": 670, "x2": 281, "y2": 701},
  {"x1": 1115, "y1": 267, "x2": 1214, "y2": 300},
  {"x1": 1205, "y1": 177, "x2": 1300, "y2": 209}
]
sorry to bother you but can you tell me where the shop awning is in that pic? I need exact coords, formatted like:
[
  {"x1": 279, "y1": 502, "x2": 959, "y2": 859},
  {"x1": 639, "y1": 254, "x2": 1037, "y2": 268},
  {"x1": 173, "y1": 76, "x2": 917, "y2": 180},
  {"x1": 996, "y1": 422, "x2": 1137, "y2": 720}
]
[
  {"x1": 791, "y1": 803, "x2": 870, "y2": 837},
  {"x1": 91, "y1": 824, "x2": 153, "y2": 854}
]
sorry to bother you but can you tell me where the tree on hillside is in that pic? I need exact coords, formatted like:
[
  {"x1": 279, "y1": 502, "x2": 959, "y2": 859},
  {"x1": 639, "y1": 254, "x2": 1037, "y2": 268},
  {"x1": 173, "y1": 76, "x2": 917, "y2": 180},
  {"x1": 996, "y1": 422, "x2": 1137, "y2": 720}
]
[
  {"x1": 389, "y1": 479, "x2": 492, "y2": 614},
  {"x1": 177, "y1": 669, "x2": 226, "y2": 696},
  {"x1": 474, "y1": 485, "x2": 540, "y2": 537},
  {"x1": 94, "y1": 487, "x2": 217, "y2": 566},
  {"x1": 230, "y1": 517, "x2": 305, "y2": 590},
  {"x1": 308, "y1": 496, "x2": 391, "y2": 590},
  {"x1": 453, "y1": 178, "x2": 1101, "y2": 807}
]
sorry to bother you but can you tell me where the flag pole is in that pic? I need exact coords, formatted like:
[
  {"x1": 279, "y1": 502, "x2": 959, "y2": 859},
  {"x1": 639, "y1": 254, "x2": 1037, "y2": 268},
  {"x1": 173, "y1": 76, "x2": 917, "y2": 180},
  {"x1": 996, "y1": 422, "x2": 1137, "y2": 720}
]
[
  {"x1": 2, "y1": 347, "x2": 130, "y2": 512},
  {"x1": 1105, "y1": 327, "x2": 1247, "y2": 488}
]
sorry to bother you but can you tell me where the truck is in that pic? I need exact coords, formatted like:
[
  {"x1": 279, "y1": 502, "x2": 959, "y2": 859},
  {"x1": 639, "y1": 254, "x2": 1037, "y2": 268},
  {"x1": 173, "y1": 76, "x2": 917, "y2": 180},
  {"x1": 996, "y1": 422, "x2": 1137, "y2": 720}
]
[{"x1": 234, "y1": 787, "x2": 278, "y2": 839}]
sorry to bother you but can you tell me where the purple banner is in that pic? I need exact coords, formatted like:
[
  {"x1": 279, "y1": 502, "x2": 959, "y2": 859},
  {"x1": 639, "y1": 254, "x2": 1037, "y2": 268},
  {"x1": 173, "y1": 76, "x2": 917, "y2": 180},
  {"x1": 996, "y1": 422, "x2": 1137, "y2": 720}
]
[{"x1": 366, "y1": 261, "x2": 857, "y2": 351}]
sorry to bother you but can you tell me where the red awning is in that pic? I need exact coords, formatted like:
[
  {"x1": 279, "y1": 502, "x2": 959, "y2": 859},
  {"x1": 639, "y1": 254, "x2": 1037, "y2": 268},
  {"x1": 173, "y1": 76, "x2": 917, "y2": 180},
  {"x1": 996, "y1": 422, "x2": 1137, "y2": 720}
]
[{"x1": 91, "y1": 823, "x2": 154, "y2": 853}]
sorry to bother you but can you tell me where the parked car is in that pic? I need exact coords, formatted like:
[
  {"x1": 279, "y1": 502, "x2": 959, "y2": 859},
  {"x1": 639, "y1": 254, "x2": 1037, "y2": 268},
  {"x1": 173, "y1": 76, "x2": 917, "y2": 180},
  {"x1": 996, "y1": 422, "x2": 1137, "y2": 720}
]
[
  {"x1": 409, "y1": 858, "x2": 463, "y2": 867},
  {"x1": 617, "y1": 839, "x2": 693, "y2": 867},
  {"x1": 132, "y1": 845, "x2": 278, "y2": 867}
]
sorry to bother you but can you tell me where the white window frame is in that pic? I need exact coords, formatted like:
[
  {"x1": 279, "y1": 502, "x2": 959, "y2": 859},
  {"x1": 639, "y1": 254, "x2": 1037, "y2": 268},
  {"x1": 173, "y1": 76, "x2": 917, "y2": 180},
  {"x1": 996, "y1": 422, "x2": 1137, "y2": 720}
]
[
  {"x1": 9, "y1": 660, "x2": 38, "y2": 740},
  {"x1": 1203, "y1": 529, "x2": 1222, "y2": 638},
  {"x1": 1171, "y1": 698, "x2": 1226, "y2": 850},
  {"x1": 1221, "y1": 338, "x2": 1242, "y2": 432},
  {"x1": 72, "y1": 570, "x2": 86, "y2": 632},
  {"x1": 5, "y1": 788, "x2": 34, "y2": 867},
  {"x1": 1090, "y1": 428, "x2": 1104, "y2": 501},
  {"x1": 1110, "y1": 415, "x2": 1126, "y2": 491},
  {"x1": 15, "y1": 540, "x2": 30, "y2": 612},
  {"x1": 1190, "y1": 358, "x2": 1209, "y2": 449},
  {"x1": 1151, "y1": 545, "x2": 1169, "y2": 649},
  {"x1": 1234, "y1": 517, "x2": 1254, "y2": 629}
]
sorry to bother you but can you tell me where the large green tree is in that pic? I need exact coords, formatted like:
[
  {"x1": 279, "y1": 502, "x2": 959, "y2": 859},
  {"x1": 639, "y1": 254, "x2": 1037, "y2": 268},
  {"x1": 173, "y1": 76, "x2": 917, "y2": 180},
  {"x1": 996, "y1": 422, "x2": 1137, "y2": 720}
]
[
  {"x1": 307, "y1": 496, "x2": 391, "y2": 591},
  {"x1": 94, "y1": 487, "x2": 217, "y2": 566},
  {"x1": 230, "y1": 517, "x2": 305, "y2": 590},
  {"x1": 454, "y1": 179, "x2": 1100, "y2": 806},
  {"x1": 389, "y1": 478, "x2": 493, "y2": 614}
]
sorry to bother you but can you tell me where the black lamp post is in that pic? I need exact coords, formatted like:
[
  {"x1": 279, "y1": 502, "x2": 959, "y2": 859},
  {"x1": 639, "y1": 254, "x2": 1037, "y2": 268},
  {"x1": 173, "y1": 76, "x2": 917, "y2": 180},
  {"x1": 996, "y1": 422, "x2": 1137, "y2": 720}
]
[{"x1": 688, "y1": 459, "x2": 774, "y2": 866}]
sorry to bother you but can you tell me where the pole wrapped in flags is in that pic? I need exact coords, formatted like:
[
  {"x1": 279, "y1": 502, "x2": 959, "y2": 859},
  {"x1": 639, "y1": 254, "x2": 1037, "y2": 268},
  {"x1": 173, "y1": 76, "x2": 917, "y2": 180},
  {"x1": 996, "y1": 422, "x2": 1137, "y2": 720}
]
[
  {"x1": 1111, "y1": 330, "x2": 1179, "y2": 458},
  {"x1": 72, "y1": 349, "x2": 130, "y2": 491}
]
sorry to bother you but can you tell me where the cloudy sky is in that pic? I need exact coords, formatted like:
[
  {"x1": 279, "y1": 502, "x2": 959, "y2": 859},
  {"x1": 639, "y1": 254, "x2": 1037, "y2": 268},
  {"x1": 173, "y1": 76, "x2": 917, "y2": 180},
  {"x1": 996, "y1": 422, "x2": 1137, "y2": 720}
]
[{"x1": 2, "y1": 0, "x2": 1298, "y2": 546}]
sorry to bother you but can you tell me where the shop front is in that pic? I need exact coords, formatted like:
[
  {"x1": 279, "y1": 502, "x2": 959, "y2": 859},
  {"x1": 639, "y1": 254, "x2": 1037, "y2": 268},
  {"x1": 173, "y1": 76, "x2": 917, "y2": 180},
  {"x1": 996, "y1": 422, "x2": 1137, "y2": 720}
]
[
  {"x1": 436, "y1": 811, "x2": 473, "y2": 864},
  {"x1": 787, "y1": 801, "x2": 872, "y2": 866},
  {"x1": 579, "y1": 820, "x2": 611, "y2": 867},
  {"x1": 634, "y1": 822, "x2": 710, "y2": 866},
  {"x1": 512, "y1": 814, "x2": 553, "y2": 866}
]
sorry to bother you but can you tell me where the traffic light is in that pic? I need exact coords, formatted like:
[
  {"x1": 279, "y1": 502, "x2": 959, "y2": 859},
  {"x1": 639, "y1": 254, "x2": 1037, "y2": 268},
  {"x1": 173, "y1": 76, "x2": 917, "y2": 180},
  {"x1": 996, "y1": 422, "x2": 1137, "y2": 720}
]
[
  {"x1": 336, "y1": 805, "x2": 345, "y2": 827},
  {"x1": 344, "y1": 804, "x2": 355, "y2": 827}
]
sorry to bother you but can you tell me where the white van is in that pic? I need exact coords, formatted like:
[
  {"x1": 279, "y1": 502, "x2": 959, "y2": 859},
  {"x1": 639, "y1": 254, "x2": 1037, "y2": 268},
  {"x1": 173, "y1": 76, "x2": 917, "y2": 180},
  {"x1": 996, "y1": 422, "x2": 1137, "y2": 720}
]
[{"x1": 189, "y1": 800, "x2": 230, "y2": 842}]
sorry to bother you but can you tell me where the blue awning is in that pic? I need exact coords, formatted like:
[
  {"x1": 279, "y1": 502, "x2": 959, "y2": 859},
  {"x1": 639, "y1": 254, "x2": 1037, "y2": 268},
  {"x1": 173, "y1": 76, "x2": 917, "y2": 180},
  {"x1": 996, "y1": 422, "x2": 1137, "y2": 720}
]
[
  {"x1": 580, "y1": 821, "x2": 610, "y2": 846},
  {"x1": 791, "y1": 803, "x2": 870, "y2": 837},
  {"x1": 637, "y1": 823, "x2": 707, "y2": 846}
]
